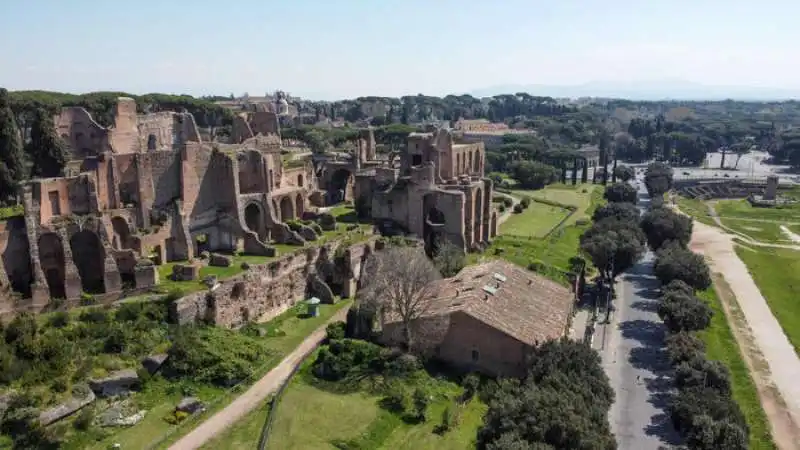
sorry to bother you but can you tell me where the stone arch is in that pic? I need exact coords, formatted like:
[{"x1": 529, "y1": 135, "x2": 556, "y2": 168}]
[
  {"x1": 147, "y1": 134, "x2": 157, "y2": 151},
  {"x1": 279, "y1": 196, "x2": 294, "y2": 221},
  {"x1": 295, "y1": 194, "x2": 305, "y2": 218},
  {"x1": 473, "y1": 187, "x2": 483, "y2": 243},
  {"x1": 297, "y1": 174, "x2": 304, "y2": 187},
  {"x1": 69, "y1": 230, "x2": 106, "y2": 294},
  {"x1": 111, "y1": 216, "x2": 131, "y2": 250},
  {"x1": 423, "y1": 194, "x2": 446, "y2": 255},
  {"x1": 328, "y1": 168, "x2": 352, "y2": 205},
  {"x1": 39, "y1": 233, "x2": 66, "y2": 299},
  {"x1": 244, "y1": 202, "x2": 264, "y2": 239}
]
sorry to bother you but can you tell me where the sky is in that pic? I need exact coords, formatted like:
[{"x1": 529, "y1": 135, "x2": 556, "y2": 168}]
[{"x1": 1, "y1": 0, "x2": 800, "y2": 100}]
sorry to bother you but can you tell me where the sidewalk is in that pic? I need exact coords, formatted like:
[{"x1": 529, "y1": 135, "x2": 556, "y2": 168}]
[{"x1": 168, "y1": 307, "x2": 349, "y2": 450}]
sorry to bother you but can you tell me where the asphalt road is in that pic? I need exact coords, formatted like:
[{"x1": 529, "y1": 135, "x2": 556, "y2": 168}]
[{"x1": 596, "y1": 175, "x2": 682, "y2": 449}]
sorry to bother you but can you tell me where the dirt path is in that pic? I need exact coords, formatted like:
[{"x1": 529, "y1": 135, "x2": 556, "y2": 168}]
[
  {"x1": 780, "y1": 225, "x2": 800, "y2": 243},
  {"x1": 690, "y1": 222, "x2": 800, "y2": 447},
  {"x1": 494, "y1": 191, "x2": 520, "y2": 225},
  {"x1": 708, "y1": 273, "x2": 800, "y2": 450},
  {"x1": 168, "y1": 307, "x2": 349, "y2": 450}
]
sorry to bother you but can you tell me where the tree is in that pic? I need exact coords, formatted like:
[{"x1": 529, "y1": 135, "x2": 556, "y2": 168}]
[
  {"x1": 640, "y1": 207, "x2": 693, "y2": 251},
  {"x1": 432, "y1": 239, "x2": 466, "y2": 278},
  {"x1": 508, "y1": 160, "x2": 559, "y2": 189},
  {"x1": 0, "y1": 88, "x2": 25, "y2": 204},
  {"x1": 674, "y1": 357, "x2": 731, "y2": 394},
  {"x1": 665, "y1": 332, "x2": 706, "y2": 365},
  {"x1": 592, "y1": 202, "x2": 640, "y2": 223},
  {"x1": 603, "y1": 182, "x2": 638, "y2": 204},
  {"x1": 580, "y1": 218, "x2": 645, "y2": 281},
  {"x1": 359, "y1": 246, "x2": 447, "y2": 354},
  {"x1": 654, "y1": 244, "x2": 712, "y2": 291},
  {"x1": 658, "y1": 291, "x2": 713, "y2": 333},
  {"x1": 613, "y1": 164, "x2": 635, "y2": 182},
  {"x1": 644, "y1": 161, "x2": 674, "y2": 199},
  {"x1": 26, "y1": 107, "x2": 68, "y2": 178}
]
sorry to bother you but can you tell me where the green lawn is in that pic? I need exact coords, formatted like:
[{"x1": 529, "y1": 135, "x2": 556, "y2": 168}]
[
  {"x1": 513, "y1": 183, "x2": 602, "y2": 224},
  {"x1": 734, "y1": 245, "x2": 800, "y2": 356},
  {"x1": 674, "y1": 195, "x2": 717, "y2": 226},
  {"x1": 697, "y1": 278, "x2": 776, "y2": 450},
  {"x1": 85, "y1": 300, "x2": 352, "y2": 450},
  {"x1": 715, "y1": 198, "x2": 800, "y2": 222},
  {"x1": 500, "y1": 201, "x2": 570, "y2": 238},
  {"x1": 265, "y1": 374, "x2": 485, "y2": 450},
  {"x1": 718, "y1": 218, "x2": 791, "y2": 243},
  {"x1": 200, "y1": 400, "x2": 272, "y2": 449}
]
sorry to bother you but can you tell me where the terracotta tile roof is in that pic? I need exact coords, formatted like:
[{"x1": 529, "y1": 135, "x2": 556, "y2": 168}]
[{"x1": 389, "y1": 260, "x2": 574, "y2": 346}]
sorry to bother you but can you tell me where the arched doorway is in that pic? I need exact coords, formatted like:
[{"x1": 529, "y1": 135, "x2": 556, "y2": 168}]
[
  {"x1": 111, "y1": 216, "x2": 131, "y2": 250},
  {"x1": 70, "y1": 230, "x2": 106, "y2": 294},
  {"x1": 279, "y1": 196, "x2": 294, "y2": 221},
  {"x1": 295, "y1": 194, "x2": 305, "y2": 218},
  {"x1": 39, "y1": 233, "x2": 66, "y2": 299},
  {"x1": 244, "y1": 203, "x2": 265, "y2": 240},
  {"x1": 473, "y1": 188, "x2": 483, "y2": 243},
  {"x1": 328, "y1": 169, "x2": 352, "y2": 205},
  {"x1": 297, "y1": 174, "x2": 304, "y2": 187},
  {"x1": 147, "y1": 134, "x2": 157, "y2": 151}
]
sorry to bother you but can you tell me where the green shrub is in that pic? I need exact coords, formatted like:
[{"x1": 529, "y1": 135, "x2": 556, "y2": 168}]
[
  {"x1": 462, "y1": 373, "x2": 480, "y2": 401},
  {"x1": 502, "y1": 197, "x2": 513, "y2": 207},
  {"x1": 78, "y1": 307, "x2": 109, "y2": 324},
  {"x1": 73, "y1": 406, "x2": 94, "y2": 431},
  {"x1": 520, "y1": 196, "x2": 531, "y2": 208},
  {"x1": 79, "y1": 292, "x2": 96, "y2": 306},
  {"x1": 512, "y1": 204, "x2": 524, "y2": 214},
  {"x1": 47, "y1": 311, "x2": 70, "y2": 329},
  {"x1": 312, "y1": 338, "x2": 384, "y2": 381},
  {"x1": 326, "y1": 321, "x2": 346, "y2": 341},
  {"x1": 286, "y1": 220, "x2": 303, "y2": 232},
  {"x1": 413, "y1": 388, "x2": 429, "y2": 421},
  {"x1": 382, "y1": 382, "x2": 409, "y2": 414},
  {"x1": 498, "y1": 205, "x2": 506, "y2": 213}
]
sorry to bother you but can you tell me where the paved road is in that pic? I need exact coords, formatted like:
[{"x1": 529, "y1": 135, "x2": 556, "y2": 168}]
[{"x1": 596, "y1": 177, "x2": 682, "y2": 449}]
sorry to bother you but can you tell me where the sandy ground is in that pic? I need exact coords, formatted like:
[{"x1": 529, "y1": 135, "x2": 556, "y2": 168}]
[
  {"x1": 780, "y1": 225, "x2": 800, "y2": 243},
  {"x1": 690, "y1": 222, "x2": 800, "y2": 448},
  {"x1": 168, "y1": 307, "x2": 349, "y2": 450}
]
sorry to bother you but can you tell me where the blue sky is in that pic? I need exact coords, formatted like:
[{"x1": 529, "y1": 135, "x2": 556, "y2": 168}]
[{"x1": 1, "y1": 0, "x2": 799, "y2": 100}]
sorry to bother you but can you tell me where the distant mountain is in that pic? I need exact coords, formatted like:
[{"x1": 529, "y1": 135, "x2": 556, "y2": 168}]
[{"x1": 467, "y1": 80, "x2": 800, "y2": 101}]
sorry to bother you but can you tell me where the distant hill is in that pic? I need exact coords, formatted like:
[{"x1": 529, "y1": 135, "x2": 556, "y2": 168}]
[{"x1": 467, "y1": 80, "x2": 800, "y2": 101}]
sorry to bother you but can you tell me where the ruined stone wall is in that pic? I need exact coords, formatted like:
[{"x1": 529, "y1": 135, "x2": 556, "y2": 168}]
[
  {"x1": 109, "y1": 98, "x2": 139, "y2": 154},
  {"x1": 137, "y1": 113, "x2": 175, "y2": 151},
  {"x1": 115, "y1": 154, "x2": 139, "y2": 207},
  {"x1": 0, "y1": 218, "x2": 31, "y2": 295},
  {"x1": 55, "y1": 108, "x2": 111, "y2": 159},
  {"x1": 144, "y1": 151, "x2": 182, "y2": 209},
  {"x1": 185, "y1": 149, "x2": 237, "y2": 219},
  {"x1": 172, "y1": 237, "x2": 379, "y2": 328},
  {"x1": 230, "y1": 115, "x2": 253, "y2": 144}
]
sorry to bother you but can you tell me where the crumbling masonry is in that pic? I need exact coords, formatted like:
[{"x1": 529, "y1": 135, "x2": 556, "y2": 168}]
[{"x1": 0, "y1": 96, "x2": 497, "y2": 321}]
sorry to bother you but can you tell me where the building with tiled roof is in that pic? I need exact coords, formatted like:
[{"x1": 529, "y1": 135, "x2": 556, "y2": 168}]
[{"x1": 380, "y1": 259, "x2": 575, "y2": 377}]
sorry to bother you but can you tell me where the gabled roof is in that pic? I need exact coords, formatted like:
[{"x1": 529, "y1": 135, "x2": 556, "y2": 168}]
[{"x1": 389, "y1": 260, "x2": 574, "y2": 346}]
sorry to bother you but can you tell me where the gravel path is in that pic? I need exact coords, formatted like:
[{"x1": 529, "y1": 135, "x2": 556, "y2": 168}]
[
  {"x1": 690, "y1": 222, "x2": 800, "y2": 432},
  {"x1": 168, "y1": 307, "x2": 349, "y2": 450}
]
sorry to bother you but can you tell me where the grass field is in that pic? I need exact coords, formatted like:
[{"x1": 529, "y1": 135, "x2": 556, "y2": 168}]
[
  {"x1": 265, "y1": 372, "x2": 485, "y2": 450},
  {"x1": 674, "y1": 196, "x2": 716, "y2": 226},
  {"x1": 734, "y1": 245, "x2": 800, "y2": 356},
  {"x1": 474, "y1": 184, "x2": 604, "y2": 284},
  {"x1": 718, "y1": 218, "x2": 791, "y2": 243},
  {"x1": 715, "y1": 198, "x2": 800, "y2": 222},
  {"x1": 698, "y1": 278, "x2": 776, "y2": 450},
  {"x1": 85, "y1": 300, "x2": 352, "y2": 450},
  {"x1": 500, "y1": 201, "x2": 570, "y2": 237}
]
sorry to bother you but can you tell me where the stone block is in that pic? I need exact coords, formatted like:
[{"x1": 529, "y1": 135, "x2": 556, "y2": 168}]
[
  {"x1": 308, "y1": 272, "x2": 335, "y2": 304},
  {"x1": 176, "y1": 397, "x2": 205, "y2": 415},
  {"x1": 141, "y1": 354, "x2": 168, "y2": 375},
  {"x1": 172, "y1": 263, "x2": 200, "y2": 281},
  {"x1": 209, "y1": 253, "x2": 233, "y2": 267},
  {"x1": 89, "y1": 369, "x2": 140, "y2": 397},
  {"x1": 134, "y1": 262, "x2": 158, "y2": 288},
  {"x1": 39, "y1": 386, "x2": 96, "y2": 426},
  {"x1": 299, "y1": 225, "x2": 319, "y2": 241}
]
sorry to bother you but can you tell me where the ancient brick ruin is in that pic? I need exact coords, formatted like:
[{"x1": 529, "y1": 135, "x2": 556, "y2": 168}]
[{"x1": 0, "y1": 95, "x2": 497, "y2": 322}]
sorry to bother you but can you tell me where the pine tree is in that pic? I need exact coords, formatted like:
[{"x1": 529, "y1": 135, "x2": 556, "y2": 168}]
[
  {"x1": 0, "y1": 88, "x2": 26, "y2": 204},
  {"x1": 26, "y1": 107, "x2": 67, "y2": 179}
]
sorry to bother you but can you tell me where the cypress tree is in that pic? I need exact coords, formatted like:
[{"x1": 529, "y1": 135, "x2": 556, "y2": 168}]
[
  {"x1": 0, "y1": 88, "x2": 26, "y2": 203},
  {"x1": 27, "y1": 107, "x2": 68, "y2": 179}
]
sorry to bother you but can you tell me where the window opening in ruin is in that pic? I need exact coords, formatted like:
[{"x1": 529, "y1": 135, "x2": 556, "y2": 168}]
[
  {"x1": 48, "y1": 191, "x2": 61, "y2": 216},
  {"x1": 195, "y1": 233, "x2": 209, "y2": 254},
  {"x1": 244, "y1": 203, "x2": 262, "y2": 236},
  {"x1": 39, "y1": 233, "x2": 66, "y2": 299},
  {"x1": 412, "y1": 154, "x2": 423, "y2": 166},
  {"x1": 147, "y1": 134, "x2": 157, "y2": 151},
  {"x1": 279, "y1": 196, "x2": 294, "y2": 221},
  {"x1": 70, "y1": 230, "x2": 106, "y2": 294},
  {"x1": 471, "y1": 349, "x2": 480, "y2": 362},
  {"x1": 297, "y1": 174, "x2": 304, "y2": 187}
]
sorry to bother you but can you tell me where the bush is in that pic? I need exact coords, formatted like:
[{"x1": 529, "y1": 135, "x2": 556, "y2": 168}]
[
  {"x1": 47, "y1": 311, "x2": 70, "y2": 329},
  {"x1": 498, "y1": 205, "x2": 506, "y2": 213},
  {"x1": 312, "y1": 338, "x2": 384, "y2": 382},
  {"x1": 512, "y1": 204, "x2": 524, "y2": 214},
  {"x1": 286, "y1": 220, "x2": 303, "y2": 232},
  {"x1": 326, "y1": 321, "x2": 346, "y2": 341},
  {"x1": 413, "y1": 387, "x2": 429, "y2": 421},
  {"x1": 79, "y1": 292, "x2": 96, "y2": 306},
  {"x1": 385, "y1": 353, "x2": 420, "y2": 377},
  {"x1": 73, "y1": 406, "x2": 94, "y2": 431},
  {"x1": 78, "y1": 307, "x2": 109, "y2": 324},
  {"x1": 462, "y1": 373, "x2": 480, "y2": 401},
  {"x1": 382, "y1": 382, "x2": 410, "y2": 414},
  {"x1": 502, "y1": 197, "x2": 513, "y2": 207},
  {"x1": 520, "y1": 196, "x2": 531, "y2": 208}
]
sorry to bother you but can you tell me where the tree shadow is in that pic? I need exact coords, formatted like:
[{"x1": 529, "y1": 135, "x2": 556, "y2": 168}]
[
  {"x1": 630, "y1": 300, "x2": 659, "y2": 313},
  {"x1": 618, "y1": 319, "x2": 665, "y2": 346}
]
